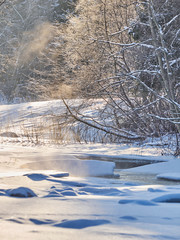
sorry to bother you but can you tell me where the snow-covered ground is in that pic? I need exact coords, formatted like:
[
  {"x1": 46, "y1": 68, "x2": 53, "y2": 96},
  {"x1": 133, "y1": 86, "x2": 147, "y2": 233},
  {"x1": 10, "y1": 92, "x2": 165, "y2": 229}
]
[{"x1": 0, "y1": 100, "x2": 180, "y2": 239}]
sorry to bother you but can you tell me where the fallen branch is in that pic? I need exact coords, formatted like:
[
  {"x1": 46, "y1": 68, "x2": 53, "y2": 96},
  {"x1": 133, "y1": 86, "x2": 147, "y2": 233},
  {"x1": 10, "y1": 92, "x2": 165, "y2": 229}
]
[{"x1": 62, "y1": 99, "x2": 145, "y2": 141}]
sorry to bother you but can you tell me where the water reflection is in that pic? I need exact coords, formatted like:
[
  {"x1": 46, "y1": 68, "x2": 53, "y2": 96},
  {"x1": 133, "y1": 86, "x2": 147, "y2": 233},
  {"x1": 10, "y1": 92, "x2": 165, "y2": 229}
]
[
  {"x1": 116, "y1": 170, "x2": 180, "y2": 186},
  {"x1": 77, "y1": 155, "x2": 180, "y2": 185}
]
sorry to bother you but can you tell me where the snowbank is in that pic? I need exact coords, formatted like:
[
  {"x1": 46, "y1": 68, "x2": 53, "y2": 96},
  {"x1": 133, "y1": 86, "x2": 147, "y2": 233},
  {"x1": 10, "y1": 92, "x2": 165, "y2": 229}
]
[
  {"x1": 157, "y1": 173, "x2": 180, "y2": 181},
  {"x1": 6, "y1": 187, "x2": 37, "y2": 198},
  {"x1": 152, "y1": 193, "x2": 180, "y2": 203},
  {"x1": 127, "y1": 158, "x2": 180, "y2": 175}
]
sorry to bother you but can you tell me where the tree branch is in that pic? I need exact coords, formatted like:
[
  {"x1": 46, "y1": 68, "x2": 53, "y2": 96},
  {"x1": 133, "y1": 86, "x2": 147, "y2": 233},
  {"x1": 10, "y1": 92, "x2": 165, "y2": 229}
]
[
  {"x1": 62, "y1": 99, "x2": 145, "y2": 141},
  {"x1": 0, "y1": 0, "x2": 6, "y2": 6}
]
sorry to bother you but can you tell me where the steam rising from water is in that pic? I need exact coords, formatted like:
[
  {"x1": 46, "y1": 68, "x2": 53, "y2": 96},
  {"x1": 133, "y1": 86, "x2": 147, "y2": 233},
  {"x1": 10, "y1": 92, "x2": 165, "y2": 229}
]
[
  {"x1": 17, "y1": 22, "x2": 55, "y2": 64},
  {"x1": 58, "y1": 84, "x2": 73, "y2": 98}
]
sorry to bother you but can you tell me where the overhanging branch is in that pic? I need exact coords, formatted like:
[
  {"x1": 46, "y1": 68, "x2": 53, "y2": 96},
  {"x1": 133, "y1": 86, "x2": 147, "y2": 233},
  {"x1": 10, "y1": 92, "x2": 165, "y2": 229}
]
[{"x1": 62, "y1": 99, "x2": 145, "y2": 141}]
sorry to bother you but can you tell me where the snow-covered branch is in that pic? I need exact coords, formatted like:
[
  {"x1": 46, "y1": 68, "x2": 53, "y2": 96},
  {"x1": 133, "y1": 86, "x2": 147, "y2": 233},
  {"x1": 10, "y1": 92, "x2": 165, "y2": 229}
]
[
  {"x1": 63, "y1": 99, "x2": 145, "y2": 141},
  {"x1": 0, "y1": 0, "x2": 6, "y2": 6},
  {"x1": 164, "y1": 14, "x2": 180, "y2": 29}
]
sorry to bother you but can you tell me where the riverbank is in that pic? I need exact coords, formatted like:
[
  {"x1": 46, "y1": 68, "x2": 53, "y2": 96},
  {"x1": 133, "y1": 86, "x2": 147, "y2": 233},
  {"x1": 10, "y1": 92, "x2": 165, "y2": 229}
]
[{"x1": 0, "y1": 143, "x2": 180, "y2": 240}]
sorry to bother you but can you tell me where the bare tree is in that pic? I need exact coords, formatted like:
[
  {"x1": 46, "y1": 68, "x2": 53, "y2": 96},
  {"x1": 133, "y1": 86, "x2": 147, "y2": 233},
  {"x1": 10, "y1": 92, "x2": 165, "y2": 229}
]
[
  {"x1": 0, "y1": 0, "x2": 75, "y2": 102},
  {"x1": 61, "y1": 0, "x2": 180, "y2": 152}
]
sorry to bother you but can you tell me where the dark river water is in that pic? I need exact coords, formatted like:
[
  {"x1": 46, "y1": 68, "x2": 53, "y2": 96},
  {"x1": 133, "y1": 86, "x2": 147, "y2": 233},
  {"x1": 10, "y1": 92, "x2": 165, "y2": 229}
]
[
  {"x1": 77, "y1": 154, "x2": 180, "y2": 185},
  {"x1": 115, "y1": 170, "x2": 180, "y2": 186}
]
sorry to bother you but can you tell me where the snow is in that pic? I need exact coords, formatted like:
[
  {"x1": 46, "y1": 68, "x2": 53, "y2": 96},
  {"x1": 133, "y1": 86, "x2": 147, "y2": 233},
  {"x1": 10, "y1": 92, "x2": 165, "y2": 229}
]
[
  {"x1": 127, "y1": 157, "x2": 180, "y2": 175},
  {"x1": 157, "y1": 173, "x2": 180, "y2": 181},
  {"x1": 0, "y1": 100, "x2": 180, "y2": 239},
  {"x1": 6, "y1": 187, "x2": 37, "y2": 198},
  {"x1": 0, "y1": 170, "x2": 69, "y2": 179},
  {"x1": 53, "y1": 219, "x2": 111, "y2": 229},
  {"x1": 152, "y1": 194, "x2": 180, "y2": 203}
]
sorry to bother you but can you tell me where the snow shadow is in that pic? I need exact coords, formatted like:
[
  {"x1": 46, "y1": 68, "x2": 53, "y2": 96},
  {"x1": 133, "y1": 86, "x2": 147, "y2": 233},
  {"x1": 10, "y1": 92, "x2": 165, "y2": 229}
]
[
  {"x1": 80, "y1": 187, "x2": 124, "y2": 196},
  {"x1": 120, "y1": 216, "x2": 137, "y2": 221},
  {"x1": 147, "y1": 188, "x2": 166, "y2": 193},
  {"x1": 54, "y1": 219, "x2": 110, "y2": 229},
  {"x1": 0, "y1": 187, "x2": 37, "y2": 198},
  {"x1": 152, "y1": 194, "x2": 180, "y2": 203},
  {"x1": 30, "y1": 218, "x2": 55, "y2": 225},
  {"x1": 24, "y1": 172, "x2": 69, "y2": 181},
  {"x1": 30, "y1": 218, "x2": 110, "y2": 229},
  {"x1": 7, "y1": 218, "x2": 24, "y2": 224},
  {"x1": 43, "y1": 185, "x2": 125, "y2": 198},
  {"x1": 43, "y1": 187, "x2": 78, "y2": 198},
  {"x1": 118, "y1": 194, "x2": 180, "y2": 206},
  {"x1": 6, "y1": 187, "x2": 37, "y2": 198},
  {"x1": 43, "y1": 190, "x2": 64, "y2": 198},
  {"x1": 46, "y1": 178, "x2": 88, "y2": 187},
  {"x1": 118, "y1": 199, "x2": 157, "y2": 206},
  {"x1": 24, "y1": 173, "x2": 49, "y2": 181}
]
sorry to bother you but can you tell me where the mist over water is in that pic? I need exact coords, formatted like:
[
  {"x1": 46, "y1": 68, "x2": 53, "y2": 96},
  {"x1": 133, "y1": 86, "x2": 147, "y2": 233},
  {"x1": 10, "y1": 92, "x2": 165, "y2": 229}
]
[
  {"x1": 17, "y1": 22, "x2": 55, "y2": 65},
  {"x1": 0, "y1": 0, "x2": 75, "y2": 101}
]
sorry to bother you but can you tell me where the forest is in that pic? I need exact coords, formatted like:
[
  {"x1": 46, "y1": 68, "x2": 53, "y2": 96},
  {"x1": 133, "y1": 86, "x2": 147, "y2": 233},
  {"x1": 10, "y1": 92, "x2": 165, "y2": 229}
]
[
  {"x1": 0, "y1": 0, "x2": 179, "y2": 154},
  {"x1": 0, "y1": 2, "x2": 180, "y2": 239}
]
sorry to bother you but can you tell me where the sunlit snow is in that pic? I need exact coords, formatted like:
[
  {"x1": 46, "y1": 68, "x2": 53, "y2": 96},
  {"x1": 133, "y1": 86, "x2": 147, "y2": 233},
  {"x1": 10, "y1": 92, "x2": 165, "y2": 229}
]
[{"x1": 0, "y1": 100, "x2": 180, "y2": 240}]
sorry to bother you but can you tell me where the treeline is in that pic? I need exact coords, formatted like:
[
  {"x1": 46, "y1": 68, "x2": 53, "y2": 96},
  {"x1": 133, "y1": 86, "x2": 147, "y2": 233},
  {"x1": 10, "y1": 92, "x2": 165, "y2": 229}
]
[
  {"x1": 60, "y1": 0, "x2": 180, "y2": 152},
  {"x1": 0, "y1": 0, "x2": 76, "y2": 102},
  {"x1": 0, "y1": 0, "x2": 180, "y2": 152}
]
